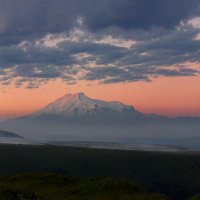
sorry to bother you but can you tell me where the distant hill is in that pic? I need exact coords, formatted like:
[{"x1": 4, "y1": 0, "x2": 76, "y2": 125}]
[{"x1": 0, "y1": 130, "x2": 22, "y2": 138}]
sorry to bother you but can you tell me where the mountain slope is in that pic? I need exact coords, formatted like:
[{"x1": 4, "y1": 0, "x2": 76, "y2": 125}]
[{"x1": 0, "y1": 130, "x2": 22, "y2": 138}]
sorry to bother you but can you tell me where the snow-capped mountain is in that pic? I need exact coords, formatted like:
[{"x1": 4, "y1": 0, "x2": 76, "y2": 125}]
[
  {"x1": 1, "y1": 92, "x2": 200, "y2": 144},
  {"x1": 30, "y1": 92, "x2": 143, "y2": 119}
]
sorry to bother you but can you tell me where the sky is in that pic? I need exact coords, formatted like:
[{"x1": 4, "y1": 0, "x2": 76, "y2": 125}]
[{"x1": 0, "y1": 0, "x2": 200, "y2": 119}]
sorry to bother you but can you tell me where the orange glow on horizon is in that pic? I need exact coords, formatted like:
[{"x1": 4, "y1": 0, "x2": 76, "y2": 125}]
[{"x1": 0, "y1": 75, "x2": 200, "y2": 119}]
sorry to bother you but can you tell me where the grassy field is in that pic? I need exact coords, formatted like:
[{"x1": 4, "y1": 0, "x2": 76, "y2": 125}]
[
  {"x1": 188, "y1": 194, "x2": 200, "y2": 200},
  {"x1": 0, "y1": 174, "x2": 169, "y2": 200},
  {"x1": 0, "y1": 144, "x2": 199, "y2": 200}
]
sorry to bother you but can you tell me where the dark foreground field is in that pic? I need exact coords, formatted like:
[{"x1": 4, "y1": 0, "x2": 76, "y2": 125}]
[
  {"x1": 0, "y1": 174, "x2": 168, "y2": 200},
  {"x1": 0, "y1": 144, "x2": 200, "y2": 200}
]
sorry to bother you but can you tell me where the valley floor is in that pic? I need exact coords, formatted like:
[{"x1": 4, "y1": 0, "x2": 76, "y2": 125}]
[{"x1": 0, "y1": 144, "x2": 199, "y2": 200}]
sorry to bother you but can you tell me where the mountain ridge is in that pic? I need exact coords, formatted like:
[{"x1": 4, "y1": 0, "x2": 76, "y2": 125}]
[
  {"x1": 29, "y1": 92, "x2": 144, "y2": 120},
  {"x1": 0, "y1": 130, "x2": 23, "y2": 138}
]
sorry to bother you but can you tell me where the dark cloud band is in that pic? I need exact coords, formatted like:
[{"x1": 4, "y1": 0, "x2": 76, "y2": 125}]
[{"x1": 0, "y1": 0, "x2": 200, "y2": 88}]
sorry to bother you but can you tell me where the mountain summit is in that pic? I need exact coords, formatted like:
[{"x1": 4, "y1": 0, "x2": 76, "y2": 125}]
[{"x1": 31, "y1": 92, "x2": 140, "y2": 118}]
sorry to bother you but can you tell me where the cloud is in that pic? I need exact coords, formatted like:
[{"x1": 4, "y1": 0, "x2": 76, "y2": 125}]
[
  {"x1": 79, "y1": 0, "x2": 200, "y2": 31},
  {"x1": 0, "y1": 0, "x2": 199, "y2": 44},
  {"x1": 0, "y1": 0, "x2": 77, "y2": 43},
  {"x1": 0, "y1": 0, "x2": 200, "y2": 88}
]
